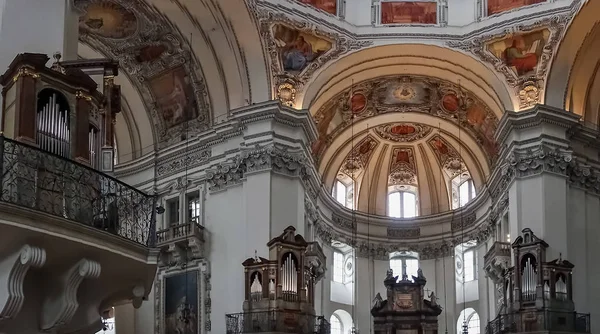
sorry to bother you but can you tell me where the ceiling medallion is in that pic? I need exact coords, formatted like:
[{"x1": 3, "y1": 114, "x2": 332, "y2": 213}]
[
  {"x1": 392, "y1": 85, "x2": 417, "y2": 101},
  {"x1": 518, "y1": 81, "x2": 539, "y2": 109},
  {"x1": 374, "y1": 123, "x2": 433, "y2": 143},
  {"x1": 277, "y1": 82, "x2": 296, "y2": 107}
]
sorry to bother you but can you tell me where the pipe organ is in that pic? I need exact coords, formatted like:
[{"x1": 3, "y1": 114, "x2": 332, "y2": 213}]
[
  {"x1": 238, "y1": 226, "x2": 327, "y2": 331},
  {"x1": 0, "y1": 53, "x2": 120, "y2": 171},
  {"x1": 36, "y1": 90, "x2": 71, "y2": 158},
  {"x1": 490, "y1": 228, "x2": 584, "y2": 333}
]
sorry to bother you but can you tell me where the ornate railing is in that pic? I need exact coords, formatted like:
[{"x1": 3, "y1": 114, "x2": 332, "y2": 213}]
[
  {"x1": 0, "y1": 136, "x2": 156, "y2": 246},
  {"x1": 156, "y1": 219, "x2": 204, "y2": 245},
  {"x1": 226, "y1": 311, "x2": 330, "y2": 334},
  {"x1": 486, "y1": 311, "x2": 590, "y2": 334}
]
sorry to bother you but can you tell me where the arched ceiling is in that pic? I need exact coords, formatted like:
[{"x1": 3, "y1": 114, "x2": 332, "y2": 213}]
[
  {"x1": 300, "y1": 44, "x2": 515, "y2": 114},
  {"x1": 546, "y1": 0, "x2": 600, "y2": 124},
  {"x1": 74, "y1": 0, "x2": 268, "y2": 155},
  {"x1": 315, "y1": 75, "x2": 497, "y2": 216}
]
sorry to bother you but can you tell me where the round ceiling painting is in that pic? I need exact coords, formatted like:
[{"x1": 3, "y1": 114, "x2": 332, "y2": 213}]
[{"x1": 79, "y1": 2, "x2": 138, "y2": 39}]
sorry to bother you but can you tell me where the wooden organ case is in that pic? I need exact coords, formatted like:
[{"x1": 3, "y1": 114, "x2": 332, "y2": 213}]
[
  {"x1": 0, "y1": 53, "x2": 124, "y2": 230},
  {"x1": 233, "y1": 226, "x2": 328, "y2": 333},
  {"x1": 370, "y1": 269, "x2": 442, "y2": 334},
  {"x1": 486, "y1": 228, "x2": 590, "y2": 334},
  {"x1": 0, "y1": 52, "x2": 120, "y2": 171}
]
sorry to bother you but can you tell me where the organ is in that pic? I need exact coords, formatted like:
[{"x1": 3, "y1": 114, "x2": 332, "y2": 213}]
[
  {"x1": 226, "y1": 226, "x2": 329, "y2": 333},
  {"x1": 486, "y1": 228, "x2": 590, "y2": 334},
  {"x1": 0, "y1": 52, "x2": 120, "y2": 172}
]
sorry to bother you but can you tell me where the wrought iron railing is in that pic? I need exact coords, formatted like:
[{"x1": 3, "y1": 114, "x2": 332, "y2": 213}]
[
  {"x1": 486, "y1": 311, "x2": 590, "y2": 334},
  {"x1": 156, "y1": 219, "x2": 204, "y2": 245},
  {"x1": 0, "y1": 136, "x2": 156, "y2": 246},
  {"x1": 226, "y1": 311, "x2": 330, "y2": 334}
]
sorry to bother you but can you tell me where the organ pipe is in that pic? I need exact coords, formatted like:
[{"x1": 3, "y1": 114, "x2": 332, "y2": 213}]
[
  {"x1": 556, "y1": 276, "x2": 567, "y2": 301},
  {"x1": 37, "y1": 92, "x2": 70, "y2": 158},
  {"x1": 281, "y1": 253, "x2": 297, "y2": 301},
  {"x1": 250, "y1": 275, "x2": 262, "y2": 301},
  {"x1": 521, "y1": 257, "x2": 536, "y2": 301}
]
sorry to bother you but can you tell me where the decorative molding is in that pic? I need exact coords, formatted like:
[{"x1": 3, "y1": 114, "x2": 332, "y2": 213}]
[
  {"x1": 450, "y1": 212, "x2": 477, "y2": 231},
  {"x1": 157, "y1": 149, "x2": 212, "y2": 177},
  {"x1": 447, "y1": 1, "x2": 582, "y2": 109},
  {"x1": 0, "y1": 245, "x2": 46, "y2": 321},
  {"x1": 374, "y1": 123, "x2": 433, "y2": 143},
  {"x1": 205, "y1": 145, "x2": 311, "y2": 192},
  {"x1": 74, "y1": 0, "x2": 211, "y2": 146},
  {"x1": 40, "y1": 259, "x2": 102, "y2": 331},
  {"x1": 387, "y1": 226, "x2": 421, "y2": 238}
]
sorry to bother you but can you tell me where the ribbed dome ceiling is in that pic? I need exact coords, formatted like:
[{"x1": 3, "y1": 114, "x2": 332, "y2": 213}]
[{"x1": 312, "y1": 75, "x2": 501, "y2": 216}]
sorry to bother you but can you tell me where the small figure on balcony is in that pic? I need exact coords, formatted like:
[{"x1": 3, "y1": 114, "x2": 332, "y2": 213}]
[{"x1": 428, "y1": 291, "x2": 438, "y2": 306}]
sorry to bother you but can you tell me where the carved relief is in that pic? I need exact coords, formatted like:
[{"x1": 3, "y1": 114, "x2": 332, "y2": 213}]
[
  {"x1": 388, "y1": 146, "x2": 418, "y2": 185},
  {"x1": 374, "y1": 123, "x2": 433, "y2": 143},
  {"x1": 448, "y1": 5, "x2": 582, "y2": 109},
  {"x1": 74, "y1": 0, "x2": 211, "y2": 146},
  {"x1": 427, "y1": 135, "x2": 467, "y2": 177},
  {"x1": 339, "y1": 136, "x2": 379, "y2": 177}
]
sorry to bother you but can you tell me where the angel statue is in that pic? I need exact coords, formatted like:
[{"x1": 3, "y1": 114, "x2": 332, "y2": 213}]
[
  {"x1": 428, "y1": 291, "x2": 438, "y2": 306},
  {"x1": 385, "y1": 268, "x2": 394, "y2": 280},
  {"x1": 372, "y1": 292, "x2": 383, "y2": 309}
]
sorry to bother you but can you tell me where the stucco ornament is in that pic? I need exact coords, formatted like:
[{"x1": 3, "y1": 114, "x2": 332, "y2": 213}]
[
  {"x1": 74, "y1": 0, "x2": 211, "y2": 147},
  {"x1": 447, "y1": 1, "x2": 583, "y2": 109}
]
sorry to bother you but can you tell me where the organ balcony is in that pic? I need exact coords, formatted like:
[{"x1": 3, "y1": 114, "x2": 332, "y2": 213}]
[
  {"x1": 226, "y1": 226, "x2": 330, "y2": 334},
  {"x1": 486, "y1": 229, "x2": 590, "y2": 334},
  {"x1": 484, "y1": 241, "x2": 511, "y2": 283},
  {"x1": 0, "y1": 53, "x2": 157, "y2": 334}
]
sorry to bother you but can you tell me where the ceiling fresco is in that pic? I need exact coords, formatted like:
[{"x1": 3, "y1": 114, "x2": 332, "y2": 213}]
[
  {"x1": 75, "y1": 0, "x2": 211, "y2": 147},
  {"x1": 427, "y1": 135, "x2": 467, "y2": 178},
  {"x1": 388, "y1": 146, "x2": 418, "y2": 186},
  {"x1": 338, "y1": 135, "x2": 380, "y2": 178},
  {"x1": 312, "y1": 75, "x2": 498, "y2": 164},
  {"x1": 254, "y1": 5, "x2": 371, "y2": 106},
  {"x1": 447, "y1": 1, "x2": 582, "y2": 110}
]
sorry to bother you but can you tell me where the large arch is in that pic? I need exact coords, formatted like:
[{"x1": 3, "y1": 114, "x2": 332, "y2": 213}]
[
  {"x1": 300, "y1": 44, "x2": 515, "y2": 115},
  {"x1": 546, "y1": 0, "x2": 600, "y2": 122}
]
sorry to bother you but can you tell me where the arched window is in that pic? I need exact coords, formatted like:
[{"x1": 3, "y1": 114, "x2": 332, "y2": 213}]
[
  {"x1": 388, "y1": 191, "x2": 417, "y2": 218},
  {"x1": 459, "y1": 179, "x2": 476, "y2": 207},
  {"x1": 457, "y1": 308, "x2": 480, "y2": 334},
  {"x1": 455, "y1": 241, "x2": 478, "y2": 282},
  {"x1": 389, "y1": 252, "x2": 419, "y2": 281},
  {"x1": 332, "y1": 179, "x2": 354, "y2": 209},
  {"x1": 333, "y1": 251, "x2": 344, "y2": 283},
  {"x1": 330, "y1": 314, "x2": 343, "y2": 334},
  {"x1": 452, "y1": 174, "x2": 476, "y2": 209}
]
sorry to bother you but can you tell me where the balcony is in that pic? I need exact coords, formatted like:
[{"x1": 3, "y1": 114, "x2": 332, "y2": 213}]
[
  {"x1": 0, "y1": 135, "x2": 156, "y2": 246},
  {"x1": 226, "y1": 311, "x2": 330, "y2": 334},
  {"x1": 486, "y1": 311, "x2": 590, "y2": 334},
  {"x1": 484, "y1": 241, "x2": 511, "y2": 283},
  {"x1": 156, "y1": 219, "x2": 205, "y2": 264}
]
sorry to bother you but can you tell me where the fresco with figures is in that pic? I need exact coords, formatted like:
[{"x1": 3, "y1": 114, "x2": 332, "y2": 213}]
[
  {"x1": 297, "y1": 0, "x2": 337, "y2": 14},
  {"x1": 311, "y1": 76, "x2": 498, "y2": 162},
  {"x1": 273, "y1": 24, "x2": 332, "y2": 74},
  {"x1": 486, "y1": 29, "x2": 549, "y2": 77},
  {"x1": 79, "y1": 2, "x2": 137, "y2": 39},
  {"x1": 148, "y1": 66, "x2": 199, "y2": 128},
  {"x1": 381, "y1": 1, "x2": 437, "y2": 24},
  {"x1": 487, "y1": 0, "x2": 546, "y2": 15},
  {"x1": 164, "y1": 271, "x2": 199, "y2": 334}
]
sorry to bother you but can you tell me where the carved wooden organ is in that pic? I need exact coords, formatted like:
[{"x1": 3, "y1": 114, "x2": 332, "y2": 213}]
[
  {"x1": 486, "y1": 228, "x2": 590, "y2": 334},
  {"x1": 370, "y1": 268, "x2": 442, "y2": 334},
  {"x1": 0, "y1": 53, "x2": 120, "y2": 172},
  {"x1": 241, "y1": 226, "x2": 326, "y2": 314}
]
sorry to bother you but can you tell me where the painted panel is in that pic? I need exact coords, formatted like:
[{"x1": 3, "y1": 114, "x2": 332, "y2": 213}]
[
  {"x1": 486, "y1": 29, "x2": 550, "y2": 77},
  {"x1": 164, "y1": 270, "x2": 199, "y2": 334},
  {"x1": 148, "y1": 66, "x2": 199, "y2": 128},
  {"x1": 487, "y1": 0, "x2": 545, "y2": 16},
  {"x1": 273, "y1": 24, "x2": 333, "y2": 74},
  {"x1": 297, "y1": 0, "x2": 337, "y2": 14},
  {"x1": 381, "y1": 1, "x2": 437, "y2": 25}
]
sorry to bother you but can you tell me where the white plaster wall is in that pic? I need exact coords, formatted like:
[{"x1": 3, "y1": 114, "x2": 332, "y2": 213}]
[{"x1": 447, "y1": 0, "x2": 477, "y2": 26}]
